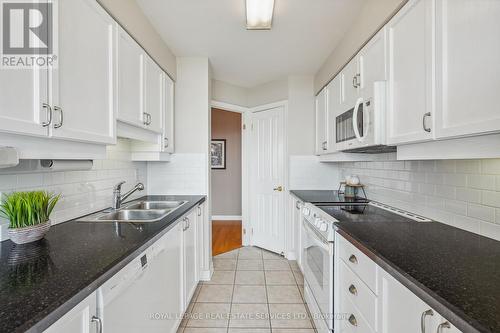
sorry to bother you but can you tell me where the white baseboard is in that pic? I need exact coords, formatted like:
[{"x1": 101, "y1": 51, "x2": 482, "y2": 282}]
[
  {"x1": 199, "y1": 269, "x2": 213, "y2": 281},
  {"x1": 211, "y1": 215, "x2": 242, "y2": 221},
  {"x1": 286, "y1": 251, "x2": 297, "y2": 261}
]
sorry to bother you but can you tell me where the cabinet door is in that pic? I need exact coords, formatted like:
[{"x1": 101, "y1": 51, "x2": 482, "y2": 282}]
[
  {"x1": 44, "y1": 293, "x2": 97, "y2": 333},
  {"x1": 386, "y1": 0, "x2": 434, "y2": 145},
  {"x1": 144, "y1": 56, "x2": 163, "y2": 133},
  {"x1": 379, "y1": 269, "x2": 439, "y2": 333},
  {"x1": 51, "y1": 0, "x2": 115, "y2": 144},
  {"x1": 341, "y1": 57, "x2": 359, "y2": 109},
  {"x1": 183, "y1": 210, "x2": 198, "y2": 309},
  {"x1": 117, "y1": 27, "x2": 144, "y2": 127},
  {"x1": 326, "y1": 76, "x2": 341, "y2": 154},
  {"x1": 359, "y1": 28, "x2": 387, "y2": 98},
  {"x1": 435, "y1": 0, "x2": 500, "y2": 139},
  {"x1": 163, "y1": 75, "x2": 175, "y2": 153},
  {"x1": 0, "y1": 69, "x2": 49, "y2": 138},
  {"x1": 315, "y1": 88, "x2": 328, "y2": 155}
]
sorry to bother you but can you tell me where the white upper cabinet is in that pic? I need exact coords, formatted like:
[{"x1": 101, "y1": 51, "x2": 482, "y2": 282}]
[
  {"x1": 341, "y1": 57, "x2": 360, "y2": 109},
  {"x1": 163, "y1": 75, "x2": 175, "y2": 153},
  {"x1": 435, "y1": 0, "x2": 500, "y2": 139},
  {"x1": 0, "y1": 69, "x2": 49, "y2": 137},
  {"x1": 143, "y1": 56, "x2": 163, "y2": 133},
  {"x1": 315, "y1": 87, "x2": 328, "y2": 155},
  {"x1": 326, "y1": 76, "x2": 341, "y2": 154},
  {"x1": 117, "y1": 27, "x2": 144, "y2": 127},
  {"x1": 359, "y1": 28, "x2": 387, "y2": 98},
  {"x1": 386, "y1": 0, "x2": 434, "y2": 145},
  {"x1": 51, "y1": 0, "x2": 115, "y2": 144}
]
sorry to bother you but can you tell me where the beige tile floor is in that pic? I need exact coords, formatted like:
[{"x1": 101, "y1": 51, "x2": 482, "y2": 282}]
[{"x1": 177, "y1": 246, "x2": 317, "y2": 333}]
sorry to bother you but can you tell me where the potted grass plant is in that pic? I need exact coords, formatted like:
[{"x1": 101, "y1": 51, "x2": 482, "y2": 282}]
[{"x1": 0, "y1": 191, "x2": 60, "y2": 244}]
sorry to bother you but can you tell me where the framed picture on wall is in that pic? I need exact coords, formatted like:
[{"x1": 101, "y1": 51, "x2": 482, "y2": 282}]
[{"x1": 211, "y1": 139, "x2": 226, "y2": 169}]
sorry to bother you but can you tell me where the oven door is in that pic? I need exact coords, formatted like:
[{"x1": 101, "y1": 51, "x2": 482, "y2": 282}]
[{"x1": 301, "y1": 219, "x2": 334, "y2": 330}]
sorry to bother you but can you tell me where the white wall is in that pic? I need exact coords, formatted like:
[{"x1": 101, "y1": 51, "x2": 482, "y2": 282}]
[
  {"x1": 247, "y1": 78, "x2": 289, "y2": 107},
  {"x1": 314, "y1": 0, "x2": 406, "y2": 93},
  {"x1": 97, "y1": 0, "x2": 177, "y2": 79},
  {"x1": 337, "y1": 158, "x2": 500, "y2": 241},
  {"x1": 212, "y1": 80, "x2": 249, "y2": 107},
  {"x1": 290, "y1": 156, "x2": 340, "y2": 190},
  {"x1": 0, "y1": 140, "x2": 147, "y2": 241}
]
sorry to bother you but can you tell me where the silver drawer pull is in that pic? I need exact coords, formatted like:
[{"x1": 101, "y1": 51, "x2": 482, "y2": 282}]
[
  {"x1": 348, "y1": 254, "x2": 358, "y2": 264},
  {"x1": 423, "y1": 112, "x2": 431, "y2": 132},
  {"x1": 421, "y1": 309, "x2": 434, "y2": 333},
  {"x1": 348, "y1": 284, "x2": 358, "y2": 296},
  {"x1": 348, "y1": 314, "x2": 358, "y2": 327},
  {"x1": 437, "y1": 322, "x2": 451, "y2": 333}
]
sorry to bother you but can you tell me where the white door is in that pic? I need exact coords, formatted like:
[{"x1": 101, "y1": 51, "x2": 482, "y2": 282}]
[
  {"x1": 117, "y1": 27, "x2": 144, "y2": 127},
  {"x1": 435, "y1": 0, "x2": 500, "y2": 139},
  {"x1": 386, "y1": 0, "x2": 434, "y2": 145},
  {"x1": 315, "y1": 88, "x2": 328, "y2": 154},
  {"x1": 250, "y1": 106, "x2": 286, "y2": 254},
  {"x1": 341, "y1": 57, "x2": 359, "y2": 109},
  {"x1": 326, "y1": 76, "x2": 341, "y2": 154},
  {"x1": 144, "y1": 56, "x2": 163, "y2": 133},
  {"x1": 163, "y1": 75, "x2": 175, "y2": 153},
  {"x1": 44, "y1": 293, "x2": 97, "y2": 333},
  {"x1": 183, "y1": 210, "x2": 198, "y2": 310},
  {"x1": 51, "y1": 0, "x2": 115, "y2": 144}
]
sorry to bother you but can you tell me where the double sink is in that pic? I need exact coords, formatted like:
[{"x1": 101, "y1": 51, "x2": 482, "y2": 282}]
[{"x1": 77, "y1": 200, "x2": 187, "y2": 223}]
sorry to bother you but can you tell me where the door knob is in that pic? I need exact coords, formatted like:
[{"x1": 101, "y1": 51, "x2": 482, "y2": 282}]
[{"x1": 273, "y1": 186, "x2": 283, "y2": 192}]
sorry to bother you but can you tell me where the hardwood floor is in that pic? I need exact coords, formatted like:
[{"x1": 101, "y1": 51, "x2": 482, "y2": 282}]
[{"x1": 212, "y1": 220, "x2": 242, "y2": 256}]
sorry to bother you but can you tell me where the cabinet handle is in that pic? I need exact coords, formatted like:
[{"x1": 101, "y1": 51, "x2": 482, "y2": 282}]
[
  {"x1": 348, "y1": 254, "x2": 358, "y2": 264},
  {"x1": 53, "y1": 106, "x2": 63, "y2": 128},
  {"x1": 348, "y1": 314, "x2": 358, "y2": 327},
  {"x1": 91, "y1": 315, "x2": 103, "y2": 333},
  {"x1": 147, "y1": 113, "x2": 152, "y2": 125},
  {"x1": 436, "y1": 321, "x2": 451, "y2": 333},
  {"x1": 198, "y1": 206, "x2": 202, "y2": 216},
  {"x1": 183, "y1": 217, "x2": 190, "y2": 231},
  {"x1": 296, "y1": 201, "x2": 302, "y2": 210},
  {"x1": 322, "y1": 141, "x2": 327, "y2": 150},
  {"x1": 352, "y1": 74, "x2": 361, "y2": 88},
  {"x1": 422, "y1": 112, "x2": 431, "y2": 133},
  {"x1": 143, "y1": 112, "x2": 149, "y2": 125},
  {"x1": 420, "y1": 309, "x2": 434, "y2": 333},
  {"x1": 348, "y1": 284, "x2": 358, "y2": 296},
  {"x1": 164, "y1": 137, "x2": 169, "y2": 148},
  {"x1": 41, "y1": 103, "x2": 52, "y2": 127}
]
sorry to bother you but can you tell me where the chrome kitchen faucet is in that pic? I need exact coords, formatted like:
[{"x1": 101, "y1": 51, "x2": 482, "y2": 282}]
[{"x1": 112, "y1": 181, "x2": 145, "y2": 209}]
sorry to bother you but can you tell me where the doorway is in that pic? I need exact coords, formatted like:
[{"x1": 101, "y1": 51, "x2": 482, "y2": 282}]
[{"x1": 210, "y1": 108, "x2": 243, "y2": 256}]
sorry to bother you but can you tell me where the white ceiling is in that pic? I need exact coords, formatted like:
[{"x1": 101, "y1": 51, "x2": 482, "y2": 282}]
[{"x1": 137, "y1": 0, "x2": 365, "y2": 88}]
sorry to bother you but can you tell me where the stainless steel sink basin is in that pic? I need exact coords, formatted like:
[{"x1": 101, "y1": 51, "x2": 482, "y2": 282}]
[
  {"x1": 123, "y1": 200, "x2": 187, "y2": 210},
  {"x1": 77, "y1": 200, "x2": 187, "y2": 223},
  {"x1": 97, "y1": 209, "x2": 169, "y2": 222}
]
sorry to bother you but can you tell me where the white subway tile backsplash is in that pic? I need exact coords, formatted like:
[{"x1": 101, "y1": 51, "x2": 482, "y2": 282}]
[
  {"x1": 467, "y1": 175, "x2": 496, "y2": 191},
  {"x1": 337, "y1": 158, "x2": 500, "y2": 241},
  {"x1": 0, "y1": 139, "x2": 147, "y2": 241},
  {"x1": 467, "y1": 204, "x2": 495, "y2": 223},
  {"x1": 481, "y1": 159, "x2": 500, "y2": 175}
]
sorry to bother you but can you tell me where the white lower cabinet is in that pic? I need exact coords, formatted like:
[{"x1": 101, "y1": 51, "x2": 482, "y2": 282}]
[
  {"x1": 182, "y1": 209, "x2": 198, "y2": 310},
  {"x1": 44, "y1": 293, "x2": 97, "y2": 333},
  {"x1": 336, "y1": 233, "x2": 462, "y2": 333},
  {"x1": 288, "y1": 193, "x2": 303, "y2": 268},
  {"x1": 45, "y1": 211, "x2": 200, "y2": 333}
]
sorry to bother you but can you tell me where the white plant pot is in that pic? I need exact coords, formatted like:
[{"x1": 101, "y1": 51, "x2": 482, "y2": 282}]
[{"x1": 8, "y1": 220, "x2": 51, "y2": 245}]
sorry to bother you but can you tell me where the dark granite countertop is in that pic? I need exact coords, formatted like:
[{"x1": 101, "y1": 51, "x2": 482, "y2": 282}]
[
  {"x1": 0, "y1": 195, "x2": 206, "y2": 333},
  {"x1": 318, "y1": 203, "x2": 500, "y2": 333},
  {"x1": 290, "y1": 190, "x2": 368, "y2": 204}
]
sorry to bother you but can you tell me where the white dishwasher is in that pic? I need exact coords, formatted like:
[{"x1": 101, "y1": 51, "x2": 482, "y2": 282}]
[{"x1": 98, "y1": 230, "x2": 182, "y2": 333}]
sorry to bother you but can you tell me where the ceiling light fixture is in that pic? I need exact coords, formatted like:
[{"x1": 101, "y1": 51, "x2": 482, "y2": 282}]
[{"x1": 246, "y1": 0, "x2": 275, "y2": 30}]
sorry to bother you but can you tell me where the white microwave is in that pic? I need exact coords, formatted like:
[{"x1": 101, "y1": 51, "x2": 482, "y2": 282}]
[{"x1": 335, "y1": 81, "x2": 394, "y2": 153}]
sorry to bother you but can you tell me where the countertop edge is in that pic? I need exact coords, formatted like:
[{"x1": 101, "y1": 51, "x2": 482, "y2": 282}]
[
  {"x1": 24, "y1": 195, "x2": 206, "y2": 333},
  {"x1": 335, "y1": 226, "x2": 488, "y2": 333}
]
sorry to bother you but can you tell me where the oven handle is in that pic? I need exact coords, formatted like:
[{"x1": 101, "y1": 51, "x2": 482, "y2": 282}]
[
  {"x1": 302, "y1": 219, "x2": 332, "y2": 254},
  {"x1": 352, "y1": 97, "x2": 369, "y2": 142}
]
